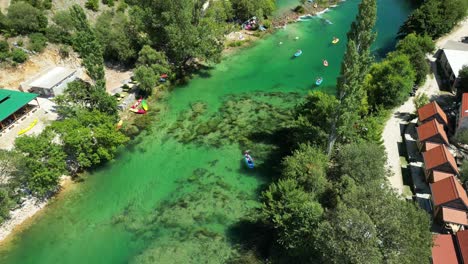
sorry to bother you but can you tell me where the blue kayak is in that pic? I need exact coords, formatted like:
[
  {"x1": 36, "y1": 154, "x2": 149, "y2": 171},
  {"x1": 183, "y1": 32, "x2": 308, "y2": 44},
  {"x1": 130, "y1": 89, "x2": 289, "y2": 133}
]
[
  {"x1": 245, "y1": 156, "x2": 254, "y2": 169},
  {"x1": 294, "y1": 50, "x2": 303, "y2": 57},
  {"x1": 316, "y1": 77, "x2": 323, "y2": 86}
]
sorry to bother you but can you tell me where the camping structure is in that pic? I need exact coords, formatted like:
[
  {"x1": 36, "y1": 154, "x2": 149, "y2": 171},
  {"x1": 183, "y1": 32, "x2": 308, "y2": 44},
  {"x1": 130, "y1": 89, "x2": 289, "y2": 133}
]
[{"x1": 0, "y1": 89, "x2": 38, "y2": 132}]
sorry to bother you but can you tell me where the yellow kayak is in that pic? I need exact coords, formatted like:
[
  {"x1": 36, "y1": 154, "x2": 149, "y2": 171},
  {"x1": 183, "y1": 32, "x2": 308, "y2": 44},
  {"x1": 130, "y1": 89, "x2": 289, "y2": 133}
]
[
  {"x1": 116, "y1": 120, "x2": 123, "y2": 130},
  {"x1": 18, "y1": 119, "x2": 38, "y2": 135},
  {"x1": 332, "y1": 38, "x2": 340, "y2": 44}
]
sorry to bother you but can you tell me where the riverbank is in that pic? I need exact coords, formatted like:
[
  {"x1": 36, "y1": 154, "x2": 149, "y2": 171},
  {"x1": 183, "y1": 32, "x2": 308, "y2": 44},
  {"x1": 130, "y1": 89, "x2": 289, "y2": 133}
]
[
  {"x1": 0, "y1": 0, "x2": 360, "y2": 245},
  {"x1": 223, "y1": 1, "x2": 338, "y2": 55},
  {"x1": 0, "y1": 176, "x2": 72, "y2": 243}
]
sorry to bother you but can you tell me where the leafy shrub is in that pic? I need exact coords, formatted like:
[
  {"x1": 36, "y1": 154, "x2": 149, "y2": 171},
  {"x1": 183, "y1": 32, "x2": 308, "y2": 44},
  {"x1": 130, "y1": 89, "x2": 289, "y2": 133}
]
[
  {"x1": 10, "y1": 49, "x2": 27, "y2": 63},
  {"x1": 7, "y1": 2, "x2": 48, "y2": 34},
  {"x1": 0, "y1": 40, "x2": 8, "y2": 53},
  {"x1": 85, "y1": 0, "x2": 99, "y2": 11},
  {"x1": 28, "y1": 33, "x2": 47, "y2": 52},
  {"x1": 413, "y1": 93, "x2": 430, "y2": 110},
  {"x1": 102, "y1": 0, "x2": 114, "y2": 6}
]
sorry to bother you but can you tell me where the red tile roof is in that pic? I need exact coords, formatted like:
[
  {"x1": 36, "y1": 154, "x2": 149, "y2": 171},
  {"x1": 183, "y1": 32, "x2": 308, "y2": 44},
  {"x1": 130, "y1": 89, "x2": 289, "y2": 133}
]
[
  {"x1": 431, "y1": 176, "x2": 468, "y2": 207},
  {"x1": 423, "y1": 145, "x2": 459, "y2": 175},
  {"x1": 417, "y1": 119, "x2": 449, "y2": 145},
  {"x1": 461, "y1": 93, "x2": 468, "y2": 119},
  {"x1": 456, "y1": 229, "x2": 468, "y2": 264},
  {"x1": 418, "y1": 101, "x2": 449, "y2": 125},
  {"x1": 425, "y1": 142, "x2": 441, "y2": 151},
  {"x1": 433, "y1": 171, "x2": 456, "y2": 183},
  {"x1": 432, "y1": 234, "x2": 458, "y2": 264},
  {"x1": 442, "y1": 207, "x2": 468, "y2": 225}
]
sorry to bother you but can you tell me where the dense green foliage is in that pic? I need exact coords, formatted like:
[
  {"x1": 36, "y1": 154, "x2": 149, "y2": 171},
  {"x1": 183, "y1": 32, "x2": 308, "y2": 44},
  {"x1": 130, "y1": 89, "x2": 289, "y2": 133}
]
[
  {"x1": 399, "y1": 0, "x2": 468, "y2": 39},
  {"x1": 261, "y1": 179, "x2": 323, "y2": 250},
  {"x1": 133, "y1": 45, "x2": 171, "y2": 94},
  {"x1": 413, "y1": 93, "x2": 430, "y2": 110},
  {"x1": 293, "y1": 91, "x2": 339, "y2": 148},
  {"x1": 365, "y1": 53, "x2": 416, "y2": 109},
  {"x1": 230, "y1": 0, "x2": 276, "y2": 21},
  {"x1": 14, "y1": 134, "x2": 67, "y2": 197},
  {"x1": 50, "y1": 110, "x2": 128, "y2": 171},
  {"x1": 461, "y1": 160, "x2": 468, "y2": 184},
  {"x1": 69, "y1": 5, "x2": 106, "y2": 88},
  {"x1": 327, "y1": 0, "x2": 377, "y2": 154},
  {"x1": 94, "y1": 11, "x2": 141, "y2": 63},
  {"x1": 282, "y1": 144, "x2": 328, "y2": 195},
  {"x1": 248, "y1": 0, "x2": 433, "y2": 261},
  {"x1": 10, "y1": 48, "x2": 28, "y2": 63},
  {"x1": 54, "y1": 80, "x2": 118, "y2": 117},
  {"x1": 395, "y1": 33, "x2": 434, "y2": 85},
  {"x1": 333, "y1": 142, "x2": 387, "y2": 183},
  {"x1": 27, "y1": 32, "x2": 47, "y2": 52},
  {"x1": 85, "y1": 0, "x2": 100, "y2": 11},
  {"x1": 6, "y1": 2, "x2": 48, "y2": 34}
]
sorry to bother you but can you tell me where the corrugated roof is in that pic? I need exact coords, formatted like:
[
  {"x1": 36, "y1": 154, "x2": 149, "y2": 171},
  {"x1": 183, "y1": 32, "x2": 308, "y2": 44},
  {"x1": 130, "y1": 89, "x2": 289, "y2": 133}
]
[
  {"x1": 444, "y1": 49, "x2": 468, "y2": 78},
  {"x1": 456, "y1": 230, "x2": 468, "y2": 264},
  {"x1": 431, "y1": 176, "x2": 468, "y2": 207},
  {"x1": 433, "y1": 171, "x2": 455, "y2": 183},
  {"x1": 442, "y1": 207, "x2": 468, "y2": 225},
  {"x1": 418, "y1": 101, "x2": 449, "y2": 125},
  {"x1": 0, "y1": 89, "x2": 38, "y2": 122},
  {"x1": 417, "y1": 119, "x2": 449, "y2": 145},
  {"x1": 432, "y1": 234, "x2": 458, "y2": 264},
  {"x1": 423, "y1": 145, "x2": 459, "y2": 174},
  {"x1": 29, "y1": 67, "x2": 76, "y2": 89}
]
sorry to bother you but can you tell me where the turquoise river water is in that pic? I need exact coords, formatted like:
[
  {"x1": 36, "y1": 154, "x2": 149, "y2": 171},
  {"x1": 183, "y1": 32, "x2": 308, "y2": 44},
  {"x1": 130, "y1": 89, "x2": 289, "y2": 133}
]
[{"x1": 0, "y1": 0, "x2": 413, "y2": 263}]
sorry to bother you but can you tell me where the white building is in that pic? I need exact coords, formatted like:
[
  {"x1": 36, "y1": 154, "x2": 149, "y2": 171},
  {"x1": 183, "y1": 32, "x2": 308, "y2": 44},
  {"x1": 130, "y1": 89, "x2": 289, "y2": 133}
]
[
  {"x1": 438, "y1": 41, "x2": 468, "y2": 92},
  {"x1": 23, "y1": 67, "x2": 77, "y2": 97}
]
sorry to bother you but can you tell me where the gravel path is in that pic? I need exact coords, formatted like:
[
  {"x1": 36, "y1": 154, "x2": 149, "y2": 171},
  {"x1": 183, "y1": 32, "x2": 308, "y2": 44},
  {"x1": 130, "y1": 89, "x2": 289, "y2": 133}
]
[{"x1": 383, "y1": 18, "x2": 468, "y2": 194}]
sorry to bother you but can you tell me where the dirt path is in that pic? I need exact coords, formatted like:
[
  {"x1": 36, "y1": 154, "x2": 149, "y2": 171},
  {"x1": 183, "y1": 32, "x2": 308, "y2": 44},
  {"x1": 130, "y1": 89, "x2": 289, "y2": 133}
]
[
  {"x1": 0, "y1": 0, "x2": 10, "y2": 13},
  {"x1": 383, "y1": 18, "x2": 468, "y2": 194}
]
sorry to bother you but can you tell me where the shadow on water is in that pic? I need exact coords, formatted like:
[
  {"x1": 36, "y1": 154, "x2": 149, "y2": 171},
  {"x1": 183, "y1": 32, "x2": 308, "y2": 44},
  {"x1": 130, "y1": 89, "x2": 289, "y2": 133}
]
[{"x1": 226, "y1": 219, "x2": 275, "y2": 259}]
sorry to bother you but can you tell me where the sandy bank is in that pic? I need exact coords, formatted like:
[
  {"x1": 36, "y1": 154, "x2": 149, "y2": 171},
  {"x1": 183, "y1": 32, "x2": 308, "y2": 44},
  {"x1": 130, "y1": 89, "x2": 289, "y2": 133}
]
[{"x1": 0, "y1": 176, "x2": 72, "y2": 243}]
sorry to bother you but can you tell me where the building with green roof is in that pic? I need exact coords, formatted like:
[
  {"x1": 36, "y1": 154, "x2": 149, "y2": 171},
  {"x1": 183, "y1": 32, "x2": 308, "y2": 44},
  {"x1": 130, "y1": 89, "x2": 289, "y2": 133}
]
[{"x1": 0, "y1": 89, "x2": 38, "y2": 131}]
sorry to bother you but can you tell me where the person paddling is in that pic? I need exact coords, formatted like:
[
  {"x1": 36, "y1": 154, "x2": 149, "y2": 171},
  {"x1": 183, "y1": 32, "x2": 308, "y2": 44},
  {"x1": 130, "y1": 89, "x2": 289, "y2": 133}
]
[{"x1": 323, "y1": 59, "x2": 329, "y2": 67}]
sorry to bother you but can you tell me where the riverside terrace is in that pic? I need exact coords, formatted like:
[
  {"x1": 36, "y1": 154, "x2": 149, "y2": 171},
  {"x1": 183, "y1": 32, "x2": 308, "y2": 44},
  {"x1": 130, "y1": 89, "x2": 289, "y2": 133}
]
[{"x1": 0, "y1": 89, "x2": 38, "y2": 133}]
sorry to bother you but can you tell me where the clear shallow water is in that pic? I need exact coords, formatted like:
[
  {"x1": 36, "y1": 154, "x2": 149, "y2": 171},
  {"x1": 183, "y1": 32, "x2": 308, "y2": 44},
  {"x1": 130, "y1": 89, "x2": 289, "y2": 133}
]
[{"x1": 0, "y1": 1, "x2": 412, "y2": 263}]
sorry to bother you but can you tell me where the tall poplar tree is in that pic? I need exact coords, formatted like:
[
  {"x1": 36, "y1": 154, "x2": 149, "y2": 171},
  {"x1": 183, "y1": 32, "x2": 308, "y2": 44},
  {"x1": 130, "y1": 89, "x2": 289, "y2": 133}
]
[
  {"x1": 69, "y1": 5, "x2": 106, "y2": 89},
  {"x1": 326, "y1": 0, "x2": 377, "y2": 155}
]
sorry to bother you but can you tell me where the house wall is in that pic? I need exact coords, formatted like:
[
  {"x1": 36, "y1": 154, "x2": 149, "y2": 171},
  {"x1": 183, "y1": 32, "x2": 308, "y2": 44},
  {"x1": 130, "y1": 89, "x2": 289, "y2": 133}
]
[
  {"x1": 439, "y1": 51, "x2": 458, "y2": 91},
  {"x1": 439, "y1": 200, "x2": 468, "y2": 212},
  {"x1": 51, "y1": 73, "x2": 77, "y2": 96},
  {"x1": 433, "y1": 163, "x2": 458, "y2": 175}
]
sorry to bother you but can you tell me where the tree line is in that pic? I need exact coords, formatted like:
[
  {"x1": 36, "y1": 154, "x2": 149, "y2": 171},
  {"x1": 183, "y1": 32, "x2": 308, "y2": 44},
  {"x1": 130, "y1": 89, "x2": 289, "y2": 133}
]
[{"x1": 229, "y1": 0, "x2": 440, "y2": 262}]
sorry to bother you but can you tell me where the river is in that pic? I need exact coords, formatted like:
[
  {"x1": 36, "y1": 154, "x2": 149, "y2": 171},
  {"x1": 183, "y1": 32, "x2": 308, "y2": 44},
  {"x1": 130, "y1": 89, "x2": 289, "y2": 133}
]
[{"x1": 0, "y1": 0, "x2": 413, "y2": 263}]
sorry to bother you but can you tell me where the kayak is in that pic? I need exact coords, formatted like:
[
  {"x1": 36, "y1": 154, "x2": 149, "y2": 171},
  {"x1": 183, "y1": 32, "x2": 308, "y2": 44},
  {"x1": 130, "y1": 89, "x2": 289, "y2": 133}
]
[
  {"x1": 316, "y1": 78, "x2": 323, "y2": 86},
  {"x1": 294, "y1": 50, "x2": 303, "y2": 57},
  {"x1": 131, "y1": 98, "x2": 143, "y2": 109},
  {"x1": 332, "y1": 38, "x2": 340, "y2": 44},
  {"x1": 129, "y1": 108, "x2": 147, "y2": 114},
  {"x1": 18, "y1": 119, "x2": 38, "y2": 135},
  {"x1": 245, "y1": 156, "x2": 254, "y2": 169},
  {"x1": 141, "y1": 100, "x2": 148, "y2": 111},
  {"x1": 116, "y1": 120, "x2": 123, "y2": 130},
  {"x1": 323, "y1": 60, "x2": 329, "y2": 67}
]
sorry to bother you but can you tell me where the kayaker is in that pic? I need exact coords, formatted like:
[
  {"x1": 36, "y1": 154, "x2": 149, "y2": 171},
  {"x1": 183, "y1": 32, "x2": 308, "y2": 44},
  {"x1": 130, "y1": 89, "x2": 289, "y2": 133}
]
[
  {"x1": 323, "y1": 59, "x2": 328, "y2": 66},
  {"x1": 244, "y1": 150, "x2": 253, "y2": 161}
]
